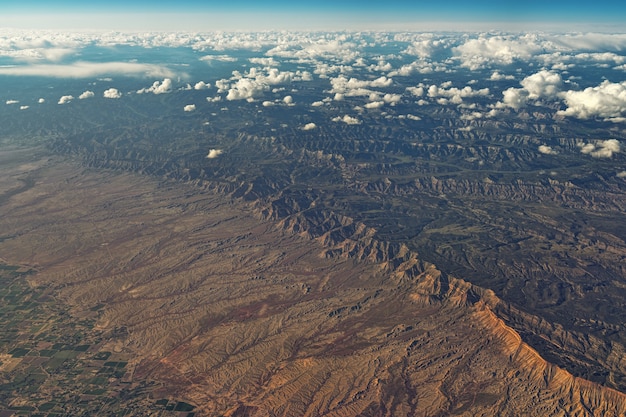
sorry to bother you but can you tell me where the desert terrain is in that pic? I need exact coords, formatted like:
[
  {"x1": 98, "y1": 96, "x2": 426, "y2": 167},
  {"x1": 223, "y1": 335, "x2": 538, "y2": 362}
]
[{"x1": 1, "y1": 147, "x2": 625, "y2": 416}]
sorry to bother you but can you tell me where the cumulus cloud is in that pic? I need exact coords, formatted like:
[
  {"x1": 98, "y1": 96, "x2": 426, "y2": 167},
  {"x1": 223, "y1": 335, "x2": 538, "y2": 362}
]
[
  {"x1": 538, "y1": 145, "x2": 558, "y2": 155},
  {"x1": 6, "y1": 100, "x2": 19, "y2": 105},
  {"x1": 490, "y1": 71, "x2": 515, "y2": 81},
  {"x1": 262, "y1": 100, "x2": 274, "y2": 107},
  {"x1": 302, "y1": 122, "x2": 316, "y2": 130},
  {"x1": 266, "y1": 38, "x2": 359, "y2": 63},
  {"x1": 103, "y1": 88, "x2": 122, "y2": 99},
  {"x1": 578, "y1": 139, "x2": 620, "y2": 158},
  {"x1": 227, "y1": 78, "x2": 268, "y2": 101},
  {"x1": 200, "y1": 55, "x2": 237, "y2": 62},
  {"x1": 332, "y1": 115, "x2": 361, "y2": 125},
  {"x1": 20, "y1": 105, "x2": 29, "y2": 110},
  {"x1": 283, "y1": 95, "x2": 293, "y2": 105},
  {"x1": 184, "y1": 104, "x2": 196, "y2": 112},
  {"x1": 557, "y1": 80, "x2": 626, "y2": 121},
  {"x1": 194, "y1": 81, "x2": 210, "y2": 90},
  {"x1": 38, "y1": 98, "x2": 45, "y2": 103},
  {"x1": 330, "y1": 75, "x2": 393, "y2": 95},
  {"x1": 58, "y1": 95, "x2": 73, "y2": 104},
  {"x1": 206, "y1": 149, "x2": 223, "y2": 159},
  {"x1": 617, "y1": 171, "x2": 626, "y2": 178},
  {"x1": 427, "y1": 83, "x2": 490, "y2": 104},
  {"x1": 137, "y1": 78, "x2": 173, "y2": 95},
  {"x1": 406, "y1": 114, "x2": 421, "y2": 121},
  {"x1": 453, "y1": 34, "x2": 547, "y2": 70},
  {"x1": 497, "y1": 70, "x2": 562, "y2": 109},
  {"x1": 0, "y1": 61, "x2": 175, "y2": 78},
  {"x1": 311, "y1": 100, "x2": 325, "y2": 107},
  {"x1": 364, "y1": 101, "x2": 385, "y2": 109},
  {"x1": 79, "y1": 90, "x2": 95, "y2": 99},
  {"x1": 520, "y1": 70, "x2": 562, "y2": 99},
  {"x1": 222, "y1": 67, "x2": 310, "y2": 101},
  {"x1": 249, "y1": 57, "x2": 279, "y2": 66}
]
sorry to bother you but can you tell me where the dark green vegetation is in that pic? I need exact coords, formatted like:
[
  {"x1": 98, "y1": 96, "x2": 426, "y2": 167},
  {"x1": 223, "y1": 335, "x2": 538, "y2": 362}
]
[{"x1": 0, "y1": 263, "x2": 194, "y2": 416}]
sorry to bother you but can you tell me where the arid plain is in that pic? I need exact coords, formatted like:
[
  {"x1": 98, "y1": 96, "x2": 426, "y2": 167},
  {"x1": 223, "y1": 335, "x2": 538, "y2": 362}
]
[{"x1": 1, "y1": 148, "x2": 625, "y2": 416}]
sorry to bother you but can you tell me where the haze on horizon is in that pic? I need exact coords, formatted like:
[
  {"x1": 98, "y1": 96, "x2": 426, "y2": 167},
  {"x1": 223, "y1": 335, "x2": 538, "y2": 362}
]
[{"x1": 2, "y1": 0, "x2": 626, "y2": 32}]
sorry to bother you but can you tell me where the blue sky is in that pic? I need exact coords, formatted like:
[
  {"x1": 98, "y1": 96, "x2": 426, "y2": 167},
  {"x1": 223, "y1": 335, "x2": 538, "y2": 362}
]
[{"x1": 2, "y1": 1, "x2": 626, "y2": 31}]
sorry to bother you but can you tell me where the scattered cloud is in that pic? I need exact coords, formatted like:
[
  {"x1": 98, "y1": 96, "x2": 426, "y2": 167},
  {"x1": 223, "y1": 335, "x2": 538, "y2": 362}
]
[
  {"x1": 283, "y1": 95, "x2": 294, "y2": 105},
  {"x1": 20, "y1": 105, "x2": 29, "y2": 110},
  {"x1": 557, "y1": 80, "x2": 626, "y2": 121},
  {"x1": 184, "y1": 104, "x2": 196, "y2": 112},
  {"x1": 302, "y1": 123, "x2": 316, "y2": 130},
  {"x1": 200, "y1": 55, "x2": 237, "y2": 62},
  {"x1": 6, "y1": 100, "x2": 19, "y2": 105},
  {"x1": 497, "y1": 70, "x2": 562, "y2": 109},
  {"x1": 137, "y1": 78, "x2": 173, "y2": 95},
  {"x1": 79, "y1": 90, "x2": 95, "y2": 99},
  {"x1": 453, "y1": 34, "x2": 547, "y2": 70},
  {"x1": 490, "y1": 71, "x2": 515, "y2": 81},
  {"x1": 38, "y1": 98, "x2": 45, "y2": 103},
  {"x1": 103, "y1": 88, "x2": 122, "y2": 99},
  {"x1": 578, "y1": 139, "x2": 621, "y2": 158},
  {"x1": 332, "y1": 115, "x2": 361, "y2": 125},
  {"x1": 206, "y1": 149, "x2": 223, "y2": 159},
  {"x1": 194, "y1": 81, "x2": 210, "y2": 90},
  {"x1": 427, "y1": 83, "x2": 490, "y2": 104},
  {"x1": 58, "y1": 95, "x2": 73, "y2": 104},
  {"x1": 538, "y1": 145, "x2": 558, "y2": 155},
  {"x1": 0, "y1": 61, "x2": 175, "y2": 78}
]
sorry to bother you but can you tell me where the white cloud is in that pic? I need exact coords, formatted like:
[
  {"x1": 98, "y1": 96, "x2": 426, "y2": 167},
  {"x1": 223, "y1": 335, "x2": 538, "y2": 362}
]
[
  {"x1": 20, "y1": 105, "x2": 29, "y2": 110},
  {"x1": 194, "y1": 81, "x2": 211, "y2": 90},
  {"x1": 538, "y1": 145, "x2": 558, "y2": 155},
  {"x1": 617, "y1": 171, "x2": 626, "y2": 178},
  {"x1": 6, "y1": 100, "x2": 19, "y2": 104},
  {"x1": 38, "y1": 98, "x2": 45, "y2": 103},
  {"x1": 364, "y1": 101, "x2": 384, "y2": 109},
  {"x1": 520, "y1": 70, "x2": 562, "y2": 100},
  {"x1": 103, "y1": 88, "x2": 122, "y2": 99},
  {"x1": 184, "y1": 104, "x2": 196, "y2": 112},
  {"x1": 311, "y1": 100, "x2": 324, "y2": 107},
  {"x1": 427, "y1": 83, "x2": 490, "y2": 104},
  {"x1": 79, "y1": 90, "x2": 95, "y2": 99},
  {"x1": 227, "y1": 78, "x2": 268, "y2": 101},
  {"x1": 302, "y1": 122, "x2": 316, "y2": 130},
  {"x1": 453, "y1": 34, "x2": 547, "y2": 70},
  {"x1": 200, "y1": 54, "x2": 237, "y2": 62},
  {"x1": 0, "y1": 61, "x2": 175, "y2": 78},
  {"x1": 262, "y1": 101, "x2": 274, "y2": 107},
  {"x1": 137, "y1": 78, "x2": 173, "y2": 95},
  {"x1": 406, "y1": 114, "x2": 421, "y2": 121},
  {"x1": 557, "y1": 80, "x2": 626, "y2": 121},
  {"x1": 283, "y1": 95, "x2": 293, "y2": 105},
  {"x1": 58, "y1": 95, "x2": 73, "y2": 104},
  {"x1": 224, "y1": 68, "x2": 309, "y2": 101},
  {"x1": 249, "y1": 57, "x2": 279, "y2": 66},
  {"x1": 578, "y1": 139, "x2": 621, "y2": 158},
  {"x1": 497, "y1": 70, "x2": 562, "y2": 109},
  {"x1": 206, "y1": 149, "x2": 223, "y2": 159},
  {"x1": 332, "y1": 115, "x2": 361, "y2": 125},
  {"x1": 206, "y1": 96, "x2": 222, "y2": 103},
  {"x1": 406, "y1": 86, "x2": 424, "y2": 97},
  {"x1": 490, "y1": 71, "x2": 515, "y2": 81}
]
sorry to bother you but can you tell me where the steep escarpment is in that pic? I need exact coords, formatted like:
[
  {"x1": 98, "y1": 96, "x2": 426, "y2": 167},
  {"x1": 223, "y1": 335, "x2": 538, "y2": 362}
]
[{"x1": 1, "y1": 156, "x2": 625, "y2": 415}]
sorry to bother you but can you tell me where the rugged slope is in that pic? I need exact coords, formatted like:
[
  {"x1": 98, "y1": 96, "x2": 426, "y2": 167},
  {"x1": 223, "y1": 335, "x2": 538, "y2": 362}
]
[{"x1": 0, "y1": 152, "x2": 624, "y2": 416}]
